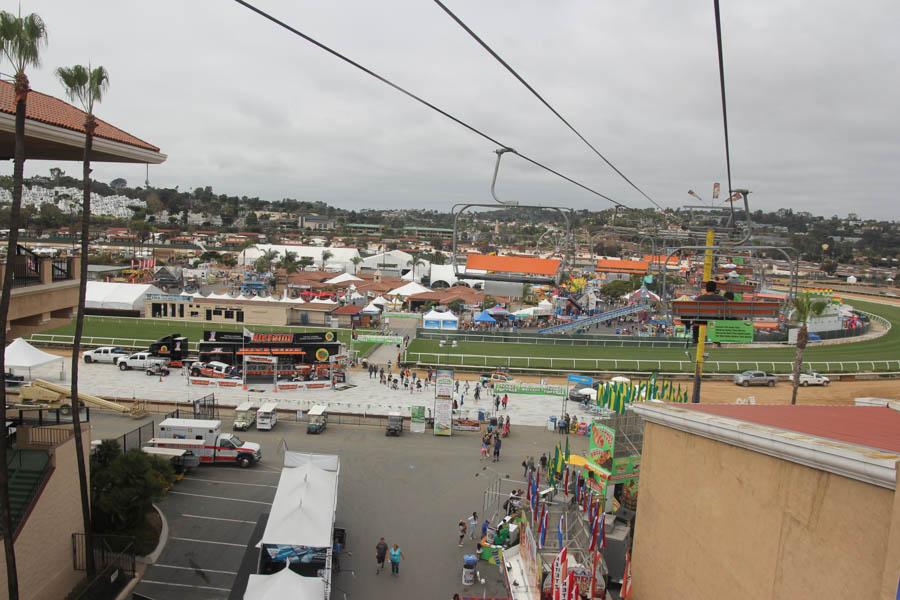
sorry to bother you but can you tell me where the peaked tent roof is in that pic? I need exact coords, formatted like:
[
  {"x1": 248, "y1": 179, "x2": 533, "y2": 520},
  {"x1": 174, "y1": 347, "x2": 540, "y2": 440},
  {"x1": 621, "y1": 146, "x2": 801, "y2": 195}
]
[
  {"x1": 244, "y1": 567, "x2": 326, "y2": 600},
  {"x1": 257, "y1": 452, "x2": 340, "y2": 549},
  {"x1": 5, "y1": 338, "x2": 64, "y2": 369},
  {"x1": 387, "y1": 281, "x2": 429, "y2": 296},
  {"x1": 473, "y1": 310, "x2": 496, "y2": 323},
  {"x1": 85, "y1": 282, "x2": 164, "y2": 311}
]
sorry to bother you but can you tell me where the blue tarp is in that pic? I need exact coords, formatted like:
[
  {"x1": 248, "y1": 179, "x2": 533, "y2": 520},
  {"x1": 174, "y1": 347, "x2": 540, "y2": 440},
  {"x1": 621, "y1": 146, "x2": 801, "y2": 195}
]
[{"x1": 473, "y1": 311, "x2": 496, "y2": 323}]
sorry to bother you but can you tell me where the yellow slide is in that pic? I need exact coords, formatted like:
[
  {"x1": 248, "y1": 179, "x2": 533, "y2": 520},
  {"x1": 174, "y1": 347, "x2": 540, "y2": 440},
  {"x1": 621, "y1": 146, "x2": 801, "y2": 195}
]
[{"x1": 21, "y1": 379, "x2": 147, "y2": 418}]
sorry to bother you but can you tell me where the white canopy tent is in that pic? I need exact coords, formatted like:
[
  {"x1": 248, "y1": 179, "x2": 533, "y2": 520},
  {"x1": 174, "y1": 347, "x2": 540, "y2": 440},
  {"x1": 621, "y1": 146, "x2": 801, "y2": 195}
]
[
  {"x1": 362, "y1": 302, "x2": 382, "y2": 314},
  {"x1": 257, "y1": 452, "x2": 340, "y2": 549},
  {"x1": 371, "y1": 295, "x2": 388, "y2": 305},
  {"x1": 324, "y1": 272, "x2": 362, "y2": 285},
  {"x1": 244, "y1": 567, "x2": 326, "y2": 600},
  {"x1": 85, "y1": 282, "x2": 164, "y2": 313},
  {"x1": 5, "y1": 338, "x2": 64, "y2": 379},
  {"x1": 422, "y1": 309, "x2": 458, "y2": 330}
]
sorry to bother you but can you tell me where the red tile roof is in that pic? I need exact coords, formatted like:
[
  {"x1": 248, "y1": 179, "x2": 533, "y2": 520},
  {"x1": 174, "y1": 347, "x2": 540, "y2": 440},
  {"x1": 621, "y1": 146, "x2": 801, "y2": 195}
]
[
  {"x1": 0, "y1": 80, "x2": 159, "y2": 152},
  {"x1": 466, "y1": 254, "x2": 561, "y2": 276},
  {"x1": 596, "y1": 258, "x2": 649, "y2": 273},
  {"x1": 332, "y1": 304, "x2": 362, "y2": 315},
  {"x1": 685, "y1": 404, "x2": 900, "y2": 453}
]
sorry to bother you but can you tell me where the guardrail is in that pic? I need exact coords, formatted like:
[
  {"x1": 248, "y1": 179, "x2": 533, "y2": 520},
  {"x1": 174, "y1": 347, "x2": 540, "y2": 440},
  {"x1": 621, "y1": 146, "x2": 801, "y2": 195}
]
[
  {"x1": 404, "y1": 351, "x2": 900, "y2": 375},
  {"x1": 416, "y1": 331, "x2": 689, "y2": 348},
  {"x1": 26, "y1": 334, "x2": 200, "y2": 352}
]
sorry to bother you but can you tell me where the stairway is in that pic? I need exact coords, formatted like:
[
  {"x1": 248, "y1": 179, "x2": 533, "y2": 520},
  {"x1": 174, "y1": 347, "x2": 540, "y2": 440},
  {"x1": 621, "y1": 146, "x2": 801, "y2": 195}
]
[
  {"x1": 538, "y1": 304, "x2": 652, "y2": 334},
  {"x1": 7, "y1": 449, "x2": 51, "y2": 531}
]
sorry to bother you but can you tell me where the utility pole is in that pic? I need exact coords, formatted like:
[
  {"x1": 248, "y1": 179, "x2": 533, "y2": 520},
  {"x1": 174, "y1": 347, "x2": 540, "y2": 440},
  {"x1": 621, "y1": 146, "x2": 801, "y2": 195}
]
[{"x1": 691, "y1": 229, "x2": 715, "y2": 403}]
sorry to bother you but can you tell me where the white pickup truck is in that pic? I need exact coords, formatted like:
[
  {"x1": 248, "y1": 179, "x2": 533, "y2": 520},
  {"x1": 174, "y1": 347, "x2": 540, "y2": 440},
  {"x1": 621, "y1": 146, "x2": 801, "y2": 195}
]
[
  {"x1": 82, "y1": 346, "x2": 130, "y2": 364},
  {"x1": 789, "y1": 371, "x2": 830, "y2": 386},
  {"x1": 116, "y1": 352, "x2": 168, "y2": 371}
]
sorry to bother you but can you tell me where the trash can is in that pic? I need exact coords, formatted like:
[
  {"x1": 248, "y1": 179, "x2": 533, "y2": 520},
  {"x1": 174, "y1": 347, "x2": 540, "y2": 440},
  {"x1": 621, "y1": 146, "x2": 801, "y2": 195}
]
[
  {"x1": 547, "y1": 415, "x2": 557, "y2": 431},
  {"x1": 478, "y1": 410, "x2": 486, "y2": 422},
  {"x1": 462, "y1": 554, "x2": 478, "y2": 586}
]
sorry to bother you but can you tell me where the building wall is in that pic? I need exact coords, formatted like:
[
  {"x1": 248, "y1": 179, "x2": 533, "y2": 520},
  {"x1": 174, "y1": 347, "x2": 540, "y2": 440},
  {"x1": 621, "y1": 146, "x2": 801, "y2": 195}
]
[
  {"x1": 145, "y1": 299, "x2": 291, "y2": 326},
  {"x1": 632, "y1": 422, "x2": 897, "y2": 600},
  {"x1": 0, "y1": 425, "x2": 91, "y2": 600},
  {"x1": 881, "y1": 461, "x2": 900, "y2": 599}
]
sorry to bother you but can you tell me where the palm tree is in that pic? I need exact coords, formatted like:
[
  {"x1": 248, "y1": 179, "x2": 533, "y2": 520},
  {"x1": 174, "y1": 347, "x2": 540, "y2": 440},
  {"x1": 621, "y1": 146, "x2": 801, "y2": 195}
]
[
  {"x1": 298, "y1": 256, "x2": 315, "y2": 270},
  {"x1": 789, "y1": 292, "x2": 828, "y2": 405},
  {"x1": 429, "y1": 251, "x2": 446, "y2": 265},
  {"x1": 407, "y1": 255, "x2": 426, "y2": 281},
  {"x1": 0, "y1": 11, "x2": 48, "y2": 597},
  {"x1": 57, "y1": 62, "x2": 109, "y2": 578},
  {"x1": 276, "y1": 250, "x2": 299, "y2": 290},
  {"x1": 320, "y1": 249, "x2": 333, "y2": 271},
  {"x1": 254, "y1": 248, "x2": 278, "y2": 273},
  {"x1": 350, "y1": 256, "x2": 362, "y2": 275}
]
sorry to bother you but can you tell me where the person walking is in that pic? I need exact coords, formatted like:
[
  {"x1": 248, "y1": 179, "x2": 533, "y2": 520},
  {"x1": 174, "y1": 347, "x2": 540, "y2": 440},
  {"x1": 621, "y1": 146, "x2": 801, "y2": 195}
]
[
  {"x1": 481, "y1": 518, "x2": 490, "y2": 539},
  {"x1": 467, "y1": 512, "x2": 478, "y2": 539},
  {"x1": 540, "y1": 452, "x2": 547, "y2": 474},
  {"x1": 522, "y1": 455, "x2": 530, "y2": 478},
  {"x1": 375, "y1": 537, "x2": 389, "y2": 574},
  {"x1": 458, "y1": 520, "x2": 467, "y2": 546},
  {"x1": 527, "y1": 454, "x2": 535, "y2": 476},
  {"x1": 389, "y1": 543, "x2": 405, "y2": 575},
  {"x1": 502, "y1": 394, "x2": 508, "y2": 410},
  {"x1": 494, "y1": 395, "x2": 501, "y2": 412},
  {"x1": 493, "y1": 435, "x2": 502, "y2": 462}
]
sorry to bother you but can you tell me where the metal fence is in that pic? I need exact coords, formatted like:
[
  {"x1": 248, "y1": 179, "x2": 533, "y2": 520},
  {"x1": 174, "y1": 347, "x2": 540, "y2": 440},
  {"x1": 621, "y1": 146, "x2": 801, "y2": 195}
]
[
  {"x1": 405, "y1": 351, "x2": 900, "y2": 375},
  {"x1": 71, "y1": 533, "x2": 136, "y2": 600},
  {"x1": 416, "y1": 329, "x2": 688, "y2": 348},
  {"x1": 117, "y1": 421, "x2": 155, "y2": 453},
  {"x1": 192, "y1": 393, "x2": 218, "y2": 420}
]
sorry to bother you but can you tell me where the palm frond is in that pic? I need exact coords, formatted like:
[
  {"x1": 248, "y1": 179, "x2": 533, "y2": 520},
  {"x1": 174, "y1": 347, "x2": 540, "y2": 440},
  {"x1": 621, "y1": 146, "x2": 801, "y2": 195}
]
[{"x1": 0, "y1": 11, "x2": 48, "y2": 74}]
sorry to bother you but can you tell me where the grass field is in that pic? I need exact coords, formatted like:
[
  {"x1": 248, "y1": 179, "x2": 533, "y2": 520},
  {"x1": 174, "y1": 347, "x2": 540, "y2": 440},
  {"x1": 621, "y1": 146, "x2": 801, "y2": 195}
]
[
  {"x1": 38, "y1": 317, "x2": 376, "y2": 357},
  {"x1": 405, "y1": 299, "x2": 900, "y2": 373}
]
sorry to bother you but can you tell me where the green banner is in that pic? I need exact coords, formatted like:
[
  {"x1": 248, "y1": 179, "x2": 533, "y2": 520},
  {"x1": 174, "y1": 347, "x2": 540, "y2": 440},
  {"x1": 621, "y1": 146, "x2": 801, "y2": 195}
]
[
  {"x1": 354, "y1": 334, "x2": 403, "y2": 344},
  {"x1": 707, "y1": 320, "x2": 753, "y2": 343},
  {"x1": 494, "y1": 382, "x2": 566, "y2": 396},
  {"x1": 410, "y1": 405, "x2": 425, "y2": 433},
  {"x1": 610, "y1": 455, "x2": 641, "y2": 484}
]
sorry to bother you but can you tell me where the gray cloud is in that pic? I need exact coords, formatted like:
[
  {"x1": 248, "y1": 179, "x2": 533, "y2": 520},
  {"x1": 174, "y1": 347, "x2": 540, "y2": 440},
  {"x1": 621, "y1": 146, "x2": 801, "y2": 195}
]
[{"x1": 2, "y1": 0, "x2": 897, "y2": 219}]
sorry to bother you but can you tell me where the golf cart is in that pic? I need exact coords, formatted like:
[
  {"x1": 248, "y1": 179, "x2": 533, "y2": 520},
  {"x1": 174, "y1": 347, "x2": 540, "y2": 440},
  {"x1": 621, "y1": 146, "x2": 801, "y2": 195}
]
[
  {"x1": 386, "y1": 412, "x2": 403, "y2": 436},
  {"x1": 146, "y1": 363, "x2": 171, "y2": 377},
  {"x1": 307, "y1": 405, "x2": 328, "y2": 434}
]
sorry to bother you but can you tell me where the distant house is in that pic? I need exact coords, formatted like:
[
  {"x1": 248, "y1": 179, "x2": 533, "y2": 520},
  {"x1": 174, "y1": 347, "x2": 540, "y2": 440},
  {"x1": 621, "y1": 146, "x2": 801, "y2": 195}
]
[{"x1": 298, "y1": 214, "x2": 336, "y2": 231}]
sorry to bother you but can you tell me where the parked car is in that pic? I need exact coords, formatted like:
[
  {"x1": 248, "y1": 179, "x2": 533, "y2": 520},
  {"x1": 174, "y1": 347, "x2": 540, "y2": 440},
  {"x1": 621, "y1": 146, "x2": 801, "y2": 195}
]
[
  {"x1": 788, "y1": 371, "x2": 830, "y2": 386},
  {"x1": 568, "y1": 384, "x2": 597, "y2": 404},
  {"x1": 479, "y1": 371, "x2": 515, "y2": 386},
  {"x1": 117, "y1": 352, "x2": 168, "y2": 371},
  {"x1": 733, "y1": 371, "x2": 778, "y2": 387},
  {"x1": 82, "y1": 346, "x2": 129, "y2": 364},
  {"x1": 146, "y1": 363, "x2": 171, "y2": 377},
  {"x1": 190, "y1": 361, "x2": 238, "y2": 379}
]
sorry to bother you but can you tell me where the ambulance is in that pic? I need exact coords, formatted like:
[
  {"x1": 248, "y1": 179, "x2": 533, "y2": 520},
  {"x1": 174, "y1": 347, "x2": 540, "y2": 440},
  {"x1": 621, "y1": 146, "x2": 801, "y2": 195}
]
[{"x1": 153, "y1": 418, "x2": 262, "y2": 468}]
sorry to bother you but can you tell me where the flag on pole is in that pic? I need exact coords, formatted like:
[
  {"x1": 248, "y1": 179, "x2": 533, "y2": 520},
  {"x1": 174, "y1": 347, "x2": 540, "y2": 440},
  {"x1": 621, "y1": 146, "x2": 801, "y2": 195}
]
[
  {"x1": 539, "y1": 510, "x2": 548, "y2": 548},
  {"x1": 564, "y1": 467, "x2": 569, "y2": 496},
  {"x1": 570, "y1": 581, "x2": 579, "y2": 600},
  {"x1": 713, "y1": 182, "x2": 721, "y2": 199},
  {"x1": 564, "y1": 436, "x2": 570, "y2": 463},
  {"x1": 242, "y1": 327, "x2": 254, "y2": 339},
  {"x1": 551, "y1": 547, "x2": 566, "y2": 597},
  {"x1": 590, "y1": 551, "x2": 601, "y2": 598},
  {"x1": 557, "y1": 514, "x2": 563, "y2": 548},
  {"x1": 573, "y1": 471, "x2": 579, "y2": 504},
  {"x1": 526, "y1": 471, "x2": 533, "y2": 502}
]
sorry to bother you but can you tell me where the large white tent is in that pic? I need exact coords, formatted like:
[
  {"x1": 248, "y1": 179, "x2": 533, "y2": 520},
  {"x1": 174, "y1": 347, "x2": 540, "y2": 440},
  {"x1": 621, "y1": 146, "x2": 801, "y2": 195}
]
[
  {"x1": 387, "y1": 281, "x2": 429, "y2": 297},
  {"x1": 244, "y1": 567, "x2": 326, "y2": 600},
  {"x1": 5, "y1": 338, "x2": 64, "y2": 378},
  {"x1": 324, "y1": 272, "x2": 362, "y2": 285},
  {"x1": 237, "y1": 245, "x2": 361, "y2": 274},
  {"x1": 257, "y1": 452, "x2": 340, "y2": 549},
  {"x1": 85, "y1": 282, "x2": 164, "y2": 313}
]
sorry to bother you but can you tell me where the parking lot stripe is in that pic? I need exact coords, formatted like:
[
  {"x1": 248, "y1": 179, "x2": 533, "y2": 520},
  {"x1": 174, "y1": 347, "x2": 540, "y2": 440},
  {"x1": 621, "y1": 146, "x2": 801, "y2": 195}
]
[
  {"x1": 154, "y1": 564, "x2": 237, "y2": 576},
  {"x1": 181, "y1": 477, "x2": 277, "y2": 488},
  {"x1": 171, "y1": 536, "x2": 247, "y2": 548},
  {"x1": 182, "y1": 514, "x2": 257, "y2": 525},
  {"x1": 140, "y1": 580, "x2": 231, "y2": 592},
  {"x1": 256, "y1": 464, "x2": 283, "y2": 473},
  {"x1": 168, "y1": 491, "x2": 272, "y2": 505}
]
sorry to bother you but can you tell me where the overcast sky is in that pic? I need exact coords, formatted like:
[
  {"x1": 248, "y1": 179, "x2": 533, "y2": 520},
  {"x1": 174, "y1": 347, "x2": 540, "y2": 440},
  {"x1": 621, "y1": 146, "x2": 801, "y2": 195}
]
[{"x1": 3, "y1": 1, "x2": 898, "y2": 219}]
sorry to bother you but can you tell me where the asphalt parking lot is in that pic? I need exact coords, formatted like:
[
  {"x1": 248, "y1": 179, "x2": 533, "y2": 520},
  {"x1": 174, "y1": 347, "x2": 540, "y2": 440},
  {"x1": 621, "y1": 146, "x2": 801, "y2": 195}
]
[{"x1": 89, "y1": 409, "x2": 590, "y2": 600}]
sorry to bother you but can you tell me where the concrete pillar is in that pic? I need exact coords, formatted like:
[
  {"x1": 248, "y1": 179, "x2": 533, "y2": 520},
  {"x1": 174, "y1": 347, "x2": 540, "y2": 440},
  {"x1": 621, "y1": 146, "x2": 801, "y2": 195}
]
[
  {"x1": 68, "y1": 256, "x2": 81, "y2": 281},
  {"x1": 40, "y1": 311, "x2": 51, "y2": 323},
  {"x1": 40, "y1": 257, "x2": 53, "y2": 285}
]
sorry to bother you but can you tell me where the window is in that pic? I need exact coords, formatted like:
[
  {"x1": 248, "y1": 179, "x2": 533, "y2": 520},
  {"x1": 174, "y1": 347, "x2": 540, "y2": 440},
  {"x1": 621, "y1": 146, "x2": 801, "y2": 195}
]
[
  {"x1": 213, "y1": 309, "x2": 222, "y2": 316},
  {"x1": 205, "y1": 310, "x2": 212, "y2": 321},
  {"x1": 224, "y1": 310, "x2": 234, "y2": 319},
  {"x1": 191, "y1": 311, "x2": 199, "y2": 317}
]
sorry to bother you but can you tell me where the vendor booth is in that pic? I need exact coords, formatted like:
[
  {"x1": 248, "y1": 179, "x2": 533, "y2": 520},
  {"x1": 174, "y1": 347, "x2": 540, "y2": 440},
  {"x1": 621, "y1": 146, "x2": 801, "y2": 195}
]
[
  {"x1": 244, "y1": 566, "x2": 326, "y2": 599},
  {"x1": 422, "y1": 309, "x2": 458, "y2": 330}
]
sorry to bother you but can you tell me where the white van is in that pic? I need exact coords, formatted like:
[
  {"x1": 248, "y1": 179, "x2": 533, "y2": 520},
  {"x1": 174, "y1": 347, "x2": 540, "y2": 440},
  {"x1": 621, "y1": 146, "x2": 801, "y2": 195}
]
[
  {"x1": 233, "y1": 402, "x2": 257, "y2": 431},
  {"x1": 256, "y1": 402, "x2": 279, "y2": 431}
]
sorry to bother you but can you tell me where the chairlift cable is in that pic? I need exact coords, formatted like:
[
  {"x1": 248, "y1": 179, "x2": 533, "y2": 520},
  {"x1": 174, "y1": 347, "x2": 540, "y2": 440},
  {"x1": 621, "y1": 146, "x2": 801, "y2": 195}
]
[
  {"x1": 713, "y1": 0, "x2": 736, "y2": 228},
  {"x1": 432, "y1": 0, "x2": 662, "y2": 210},
  {"x1": 232, "y1": 0, "x2": 627, "y2": 208}
]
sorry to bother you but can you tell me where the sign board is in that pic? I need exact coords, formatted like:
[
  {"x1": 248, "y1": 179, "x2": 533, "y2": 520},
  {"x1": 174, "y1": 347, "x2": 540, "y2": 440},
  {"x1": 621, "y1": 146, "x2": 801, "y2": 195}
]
[
  {"x1": 203, "y1": 330, "x2": 338, "y2": 344},
  {"x1": 494, "y1": 382, "x2": 566, "y2": 397},
  {"x1": 567, "y1": 374, "x2": 593, "y2": 386},
  {"x1": 353, "y1": 334, "x2": 403, "y2": 344},
  {"x1": 588, "y1": 422, "x2": 615, "y2": 497},
  {"x1": 433, "y1": 397, "x2": 452, "y2": 436},
  {"x1": 410, "y1": 405, "x2": 426, "y2": 433},
  {"x1": 609, "y1": 455, "x2": 641, "y2": 484},
  {"x1": 707, "y1": 320, "x2": 753, "y2": 343},
  {"x1": 435, "y1": 368, "x2": 454, "y2": 399}
]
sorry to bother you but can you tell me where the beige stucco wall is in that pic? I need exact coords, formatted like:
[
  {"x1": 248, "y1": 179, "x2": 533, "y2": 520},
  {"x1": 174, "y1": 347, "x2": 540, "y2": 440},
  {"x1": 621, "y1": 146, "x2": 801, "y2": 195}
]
[
  {"x1": 632, "y1": 422, "x2": 898, "y2": 600},
  {"x1": 0, "y1": 425, "x2": 91, "y2": 600},
  {"x1": 880, "y1": 459, "x2": 900, "y2": 599}
]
